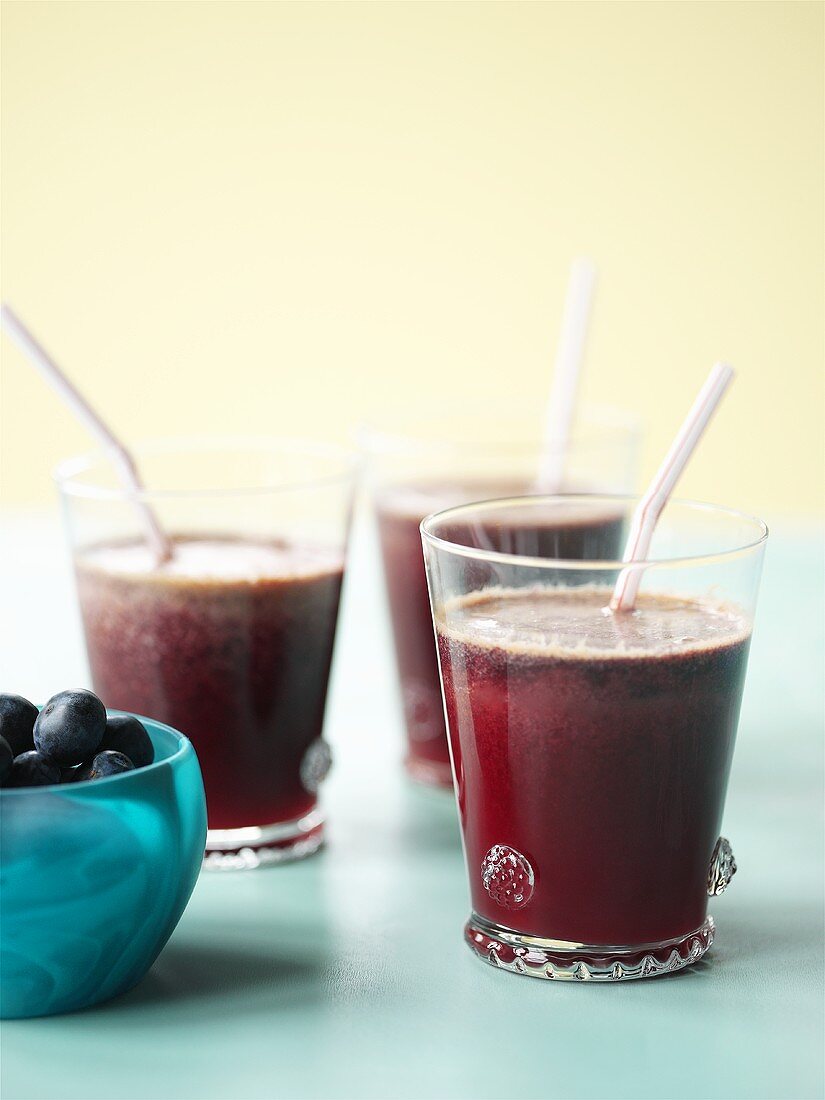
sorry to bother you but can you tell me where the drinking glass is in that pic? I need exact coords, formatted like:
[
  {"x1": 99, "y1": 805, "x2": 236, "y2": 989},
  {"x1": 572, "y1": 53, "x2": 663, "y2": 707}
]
[
  {"x1": 422, "y1": 495, "x2": 766, "y2": 980},
  {"x1": 361, "y1": 405, "x2": 640, "y2": 787},
  {"x1": 57, "y1": 437, "x2": 356, "y2": 868}
]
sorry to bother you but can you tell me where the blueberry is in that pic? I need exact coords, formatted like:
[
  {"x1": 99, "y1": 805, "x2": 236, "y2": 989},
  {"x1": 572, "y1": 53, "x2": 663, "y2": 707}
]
[
  {"x1": 0, "y1": 694, "x2": 38, "y2": 756},
  {"x1": 75, "y1": 750, "x2": 135, "y2": 782},
  {"x1": 101, "y1": 714, "x2": 154, "y2": 768},
  {"x1": 33, "y1": 689, "x2": 106, "y2": 767},
  {"x1": 0, "y1": 735, "x2": 13, "y2": 786},
  {"x1": 9, "y1": 750, "x2": 61, "y2": 787}
]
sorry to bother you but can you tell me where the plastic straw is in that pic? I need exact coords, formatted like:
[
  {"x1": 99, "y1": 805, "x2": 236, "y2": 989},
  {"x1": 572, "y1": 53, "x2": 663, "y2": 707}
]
[
  {"x1": 0, "y1": 305, "x2": 173, "y2": 564},
  {"x1": 610, "y1": 362, "x2": 735, "y2": 612},
  {"x1": 535, "y1": 257, "x2": 597, "y2": 491}
]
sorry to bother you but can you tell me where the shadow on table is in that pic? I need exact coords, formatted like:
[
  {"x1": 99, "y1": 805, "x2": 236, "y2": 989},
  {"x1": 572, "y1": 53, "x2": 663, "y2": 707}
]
[
  {"x1": 392, "y1": 781, "x2": 462, "y2": 857},
  {"x1": 114, "y1": 936, "x2": 327, "y2": 1016},
  {"x1": 711, "y1": 901, "x2": 824, "y2": 966}
]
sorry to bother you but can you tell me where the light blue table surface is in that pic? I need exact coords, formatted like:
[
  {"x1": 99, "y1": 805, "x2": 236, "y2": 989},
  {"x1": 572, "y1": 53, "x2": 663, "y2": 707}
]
[{"x1": 1, "y1": 511, "x2": 823, "y2": 1100}]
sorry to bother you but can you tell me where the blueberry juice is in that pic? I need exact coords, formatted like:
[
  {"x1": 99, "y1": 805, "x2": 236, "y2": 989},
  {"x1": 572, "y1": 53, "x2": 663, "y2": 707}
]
[
  {"x1": 435, "y1": 586, "x2": 751, "y2": 979},
  {"x1": 376, "y1": 482, "x2": 624, "y2": 787},
  {"x1": 75, "y1": 536, "x2": 344, "y2": 865}
]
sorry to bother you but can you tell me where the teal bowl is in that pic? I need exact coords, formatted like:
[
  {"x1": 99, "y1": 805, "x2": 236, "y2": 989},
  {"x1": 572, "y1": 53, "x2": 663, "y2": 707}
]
[{"x1": 0, "y1": 715, "x2": 207, "y2": 1018}]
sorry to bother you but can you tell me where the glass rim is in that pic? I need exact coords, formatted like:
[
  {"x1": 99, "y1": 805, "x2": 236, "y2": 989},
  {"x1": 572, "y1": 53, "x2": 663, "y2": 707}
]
[
  {"x1": 0, "y1": 715, "x2": 193, "y2": 798},
  {"x1": 420, "y1": 493, "x2": 769, "y2": 571},
  {"x1": 53, "y1": 435, "x2": 359, "y2": 502},
  {"x1": 356, "y1": 401, "x2": 641, "y2": 458}
]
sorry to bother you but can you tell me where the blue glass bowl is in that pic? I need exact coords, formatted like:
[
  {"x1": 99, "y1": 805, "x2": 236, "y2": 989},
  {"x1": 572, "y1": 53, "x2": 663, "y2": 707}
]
[{"x1": 0, "y1": 715, "x2": 207, "y2": 1018}]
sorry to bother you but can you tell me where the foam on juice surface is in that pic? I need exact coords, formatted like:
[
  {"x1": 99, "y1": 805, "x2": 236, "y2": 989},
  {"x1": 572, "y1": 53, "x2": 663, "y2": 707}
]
[
  {"x1": 77, "y1": 537, "x2": 344, "y2": 586},
  {"x1": 438, "y1": 585, "x2": 751, "y2": 660}
]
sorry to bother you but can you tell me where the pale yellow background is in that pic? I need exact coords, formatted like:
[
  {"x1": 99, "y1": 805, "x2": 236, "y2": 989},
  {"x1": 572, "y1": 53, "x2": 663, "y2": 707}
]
[{"x1": 1, "y1": 0, "x2": 822, "y2": 515}]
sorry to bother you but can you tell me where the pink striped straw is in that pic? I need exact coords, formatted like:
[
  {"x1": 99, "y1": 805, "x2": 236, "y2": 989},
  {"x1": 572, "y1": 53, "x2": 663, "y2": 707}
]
[
  {"x1": 610, "y1": 362, "x2": 735, "y2": 612},
  {"x1": 1, "y1": 304, "x2": 173, "y2": 564}
]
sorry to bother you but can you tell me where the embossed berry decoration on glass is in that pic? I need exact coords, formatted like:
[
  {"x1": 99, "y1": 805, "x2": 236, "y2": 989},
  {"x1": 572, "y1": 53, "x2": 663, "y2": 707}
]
[
  {"x1": 422, "y1": 495, "x2": 766, "y2": 980},
  {"x1": 707, "y1": 837, "x2": 737, "y2": 896},
  {"x1": 481, "y1": 846, "x2": 535, "y2": 910}
]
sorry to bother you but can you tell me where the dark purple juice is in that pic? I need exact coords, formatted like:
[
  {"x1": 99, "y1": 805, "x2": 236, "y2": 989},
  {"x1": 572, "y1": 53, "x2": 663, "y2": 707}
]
[
  {"x1": 75, "y1": 537, "x2": 344, "y2": 833},
  {"x1": 436, "y1": 586, "x2": 750, "y2": 946},
  {"x1": 376, "y1": 482, "x2": 624, "y2": 785}
]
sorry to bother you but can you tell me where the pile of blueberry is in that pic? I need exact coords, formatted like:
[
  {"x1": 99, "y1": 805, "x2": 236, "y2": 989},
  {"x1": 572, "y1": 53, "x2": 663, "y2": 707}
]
[{"x1": 0, "y1": 690, "x2": 154, "y2": 788}]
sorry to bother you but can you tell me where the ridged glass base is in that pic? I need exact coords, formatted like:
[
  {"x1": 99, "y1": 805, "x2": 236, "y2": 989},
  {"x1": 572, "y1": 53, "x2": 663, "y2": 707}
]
[
  {"x1": 202, "y1": 808, "x2": 324, "y2": 870},
  {"x1": 465, "y1": 912, "x2": 716, "y2": 981},
  {"x1": 404, "y1": 755, "x2": 454, "y2": 789}
]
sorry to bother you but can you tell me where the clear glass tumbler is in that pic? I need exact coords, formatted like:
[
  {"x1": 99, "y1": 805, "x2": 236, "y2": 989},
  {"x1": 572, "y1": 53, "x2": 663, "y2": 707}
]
[
  {"x1": 361, "y1": 405, "x2": 640, "y2": 788},
  {"x1": 56, "y1": 437, "x2": 356, "y2": 869},
  {"x1": 422, "y1": 495, "x2": 767, "y2": 980}
]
